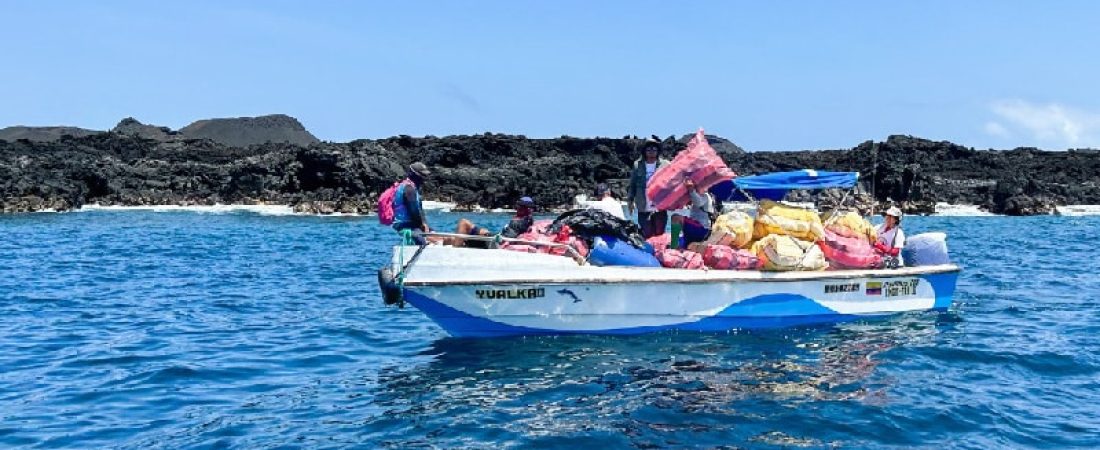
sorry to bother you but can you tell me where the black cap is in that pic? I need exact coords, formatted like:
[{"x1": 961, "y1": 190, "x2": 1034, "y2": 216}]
[{"x1": 408, "y1": 162, "x2": 431, "y2": 177}]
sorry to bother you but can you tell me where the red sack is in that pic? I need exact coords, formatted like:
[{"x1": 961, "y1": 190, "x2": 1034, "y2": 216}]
[
  {"x1": 546, "y1": 233, "x2": 590, "y2": 258},
  {"x1": 817, "y1": 229, "x2": 882, "y2": 269},
  {"x1": 646, "y1": 129, "x2": 736, "y2": 211},
  {"x1": 656, "y1": 249, "x2": 705, "y2": 269},
  {"x1": 702, "y1": 245, "x2": 762, "y2": 270}
]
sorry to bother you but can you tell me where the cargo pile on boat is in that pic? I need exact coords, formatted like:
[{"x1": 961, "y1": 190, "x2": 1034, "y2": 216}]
[
  {"x1": 643, "y1": 201, "x2": 885, "y2": 271},
  {"x1": 489, "y1": 128, "x2": 949, "y2": 271},
  {"x1": 494, "y1": 199, "x2": 898, "y2": 272}
]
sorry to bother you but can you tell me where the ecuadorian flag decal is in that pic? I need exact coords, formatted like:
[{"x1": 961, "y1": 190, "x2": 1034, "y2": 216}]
[{"x1": 866, "y1": 281, "x2": 883, "y2": 296}]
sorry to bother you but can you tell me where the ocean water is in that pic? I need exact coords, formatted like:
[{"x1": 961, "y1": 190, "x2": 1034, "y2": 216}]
[{"x1": 2, "y1": 210, "x2": 1099, "y2": 449}]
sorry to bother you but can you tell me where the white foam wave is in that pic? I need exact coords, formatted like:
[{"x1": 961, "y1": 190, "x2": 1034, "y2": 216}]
[
  {"x1": 78, "y1": 204, "x2": 300, "y2": 216},
  {"x1": 933, "y1": 203, "x2": 999, "y2": 217},
  {"x1": 422, "y1": 200, "x2": 456, "y2": 212},
  {"x1": 457, "y1": 205, "x2": 515, "y2": 214},
  {"x1": 1057, "y1": 205, "x2": 1100, "y2": 216}
]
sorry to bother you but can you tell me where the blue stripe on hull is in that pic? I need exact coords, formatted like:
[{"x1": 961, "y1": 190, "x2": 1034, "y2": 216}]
[
  {"x1": 405, "y1": 291, "x2": 864, "y2": 338},
  {"x1": 923, "y1": 271, "x2": 958, "y2": 310}
]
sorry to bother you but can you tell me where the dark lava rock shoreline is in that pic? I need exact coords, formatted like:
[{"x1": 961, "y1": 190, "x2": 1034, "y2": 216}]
[{"x1": 2, "y1": 126, "x2": 1098, "y2": 216}]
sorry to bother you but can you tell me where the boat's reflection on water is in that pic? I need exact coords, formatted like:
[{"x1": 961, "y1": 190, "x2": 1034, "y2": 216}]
[{"x1": 371, "y1": 311, "x2": 961, "y2": 442}]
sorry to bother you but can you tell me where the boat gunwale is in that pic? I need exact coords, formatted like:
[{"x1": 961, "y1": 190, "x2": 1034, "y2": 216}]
[{"x1": 402, "y1": 264, "x2": 960, "y2": 287}]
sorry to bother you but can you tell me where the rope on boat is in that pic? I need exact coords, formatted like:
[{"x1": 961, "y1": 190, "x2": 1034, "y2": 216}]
[{"x1": 392, "y1": 229, "x2": 428, "y2": 308}]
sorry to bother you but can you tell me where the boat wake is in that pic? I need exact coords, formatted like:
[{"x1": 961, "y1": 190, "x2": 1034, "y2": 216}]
[
  {"x1": 77, "y1": 204, "x2": 319, "y2": 216},
  {"x1": 933, "y1": 203, "x2": 1100, "y2": 217},
  {"x1": 1056, "y1": 205, "x2": 1100, "y2": 216},
  {"x1": 933, "y1": 203, "x2": 999, "y2": 217},
  {"x1": 422, "y1": 200, "x2": 457, "y2": 212}
]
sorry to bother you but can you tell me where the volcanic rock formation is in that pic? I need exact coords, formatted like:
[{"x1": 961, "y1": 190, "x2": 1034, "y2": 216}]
[
  {"x1": 0, "y1": 126, "x2": 99, "y2": 142},
  {"x1": 2, "y1": 122, "x2": 1097, "y2": 215},
  {"x1": 177, "y1": 114, "x2": 319, "y2": 147}
]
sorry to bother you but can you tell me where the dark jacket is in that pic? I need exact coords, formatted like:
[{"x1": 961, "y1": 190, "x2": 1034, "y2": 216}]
[{"x1": 626, "y1": 157, "x2": 670, "y2": 213}]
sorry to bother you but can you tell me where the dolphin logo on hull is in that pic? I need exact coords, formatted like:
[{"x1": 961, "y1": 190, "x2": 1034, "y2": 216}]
[{"x1": 557, "y1": 288, "x2": 583, "y2": 303}]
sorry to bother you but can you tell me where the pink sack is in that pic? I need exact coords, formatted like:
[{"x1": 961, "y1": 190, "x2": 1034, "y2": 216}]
[
  {"x1": 817, "y1": 229, "x2": 882, "y2": 269},
  {"x1": 501, "y1": 220, "x2": 589, "y2": 258},
  {"x1": 646, "y1": 172, "x2": 691, "y2": 210},
  {"x1": 702, "y1": 245, "x2": 762, "y2": 270},
  {"x1": 499, "y1": 244, "x2": 538, "y2": 253},
  {"x1": 646, "y1": 233, "x2": 672, "y2": 253},
  {"x1": 656, "y1": 249, "x2": 705, "y2": 269},
  {"x1": 523, "y1": 219, "x2": 553, "y2": 237},
  {"x1": 646, "y1": 129, "x2": 736, "y2": 211},
  {"x1": 502, "y1": 219, "x2": 551, "y2": 252}
]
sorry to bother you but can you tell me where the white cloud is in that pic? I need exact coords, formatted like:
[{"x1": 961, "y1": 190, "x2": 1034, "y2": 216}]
[
  {"x1": 989, "y1": 99, "x2": 1100, "y2": 148},
  {"x1": 983, "y1": 121, "x2": 1011, "y2": 139}
]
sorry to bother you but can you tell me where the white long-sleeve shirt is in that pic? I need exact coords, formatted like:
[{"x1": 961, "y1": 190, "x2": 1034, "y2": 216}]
[{"x1": 688, "y1": 190, "x2": 715, "y2": 228}]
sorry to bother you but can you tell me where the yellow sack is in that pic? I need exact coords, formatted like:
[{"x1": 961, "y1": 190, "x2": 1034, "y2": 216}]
[
  {"x1": 820, "y1": 211, "x2": 877, "y2": 243},
  {"x1": 711, "y1": 211, "x2": 754, "y2": 248},
  {"x1": 753, "y1": 200, "x2": 825, "y2": 242},
  {"x1": 751, "y1": 234, "x2": 829, "y2": 271}
]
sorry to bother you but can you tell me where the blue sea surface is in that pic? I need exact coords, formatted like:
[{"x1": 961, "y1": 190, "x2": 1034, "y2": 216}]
[{"x1": 1, "y1": 210, "x2": 1099, "y2": 449}]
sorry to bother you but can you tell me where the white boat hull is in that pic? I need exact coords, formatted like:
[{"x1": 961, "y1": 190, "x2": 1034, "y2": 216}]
[{"x1": 392, "y1": 246, "x2": 960, "y2": 337}]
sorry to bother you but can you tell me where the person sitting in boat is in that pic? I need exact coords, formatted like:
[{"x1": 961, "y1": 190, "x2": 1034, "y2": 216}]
[
  {"x1": 586, "y1": 183, "x2": 626, "y2": 220},
  {"x1": 392, "y1": 162, "x2": 433, "y2": 245},
  {"x1": 626, "y1": 136, "x2": 670, "y2": 238},
  {"x1": 454, "y1": 197, "x2": 537, "y2": 248},
  {"x1": 670, "y1": 179, "x2": 715, "y2": 249},
  {"x1": 874, "y1": 206, "x2": 906, "y2": 268}
]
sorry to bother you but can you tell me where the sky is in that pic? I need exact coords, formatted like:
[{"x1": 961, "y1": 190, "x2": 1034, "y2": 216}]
[{"x1": 2, "y1": 1, "x2": 1099, "y2": 150}]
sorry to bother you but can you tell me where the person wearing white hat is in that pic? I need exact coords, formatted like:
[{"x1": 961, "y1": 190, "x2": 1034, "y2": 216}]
[{"x1": 874, "y1": 206, "x2": 906, "y2": 267}]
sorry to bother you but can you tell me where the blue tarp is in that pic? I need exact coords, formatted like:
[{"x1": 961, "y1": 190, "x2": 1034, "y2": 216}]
[{"x1": 710, "y1": 170, "x2": 859, "y2": 201}]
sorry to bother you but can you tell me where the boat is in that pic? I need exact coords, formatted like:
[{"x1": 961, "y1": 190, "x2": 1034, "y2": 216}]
[{"x1": 380, "y1": 170, "x2": 960, "y2": 338}]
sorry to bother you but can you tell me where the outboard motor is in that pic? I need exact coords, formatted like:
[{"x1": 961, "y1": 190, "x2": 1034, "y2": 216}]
[{"x1": 377, "y1": 267, "x2": 404, "y2": 307}]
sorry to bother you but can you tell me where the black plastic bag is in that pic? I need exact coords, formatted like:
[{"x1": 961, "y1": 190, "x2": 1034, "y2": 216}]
[{"x1": 549, "y1": 209, "x2": 648, "y2": 250}]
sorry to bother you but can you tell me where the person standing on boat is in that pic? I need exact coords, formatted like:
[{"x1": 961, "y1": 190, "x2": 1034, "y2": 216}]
[
  {"x1": 671, "y1": 179, "x2": 715, "y2": 248},
  {"x1": 626, "y1": 136, "x2": 670, "y2": 238},
  {"x1": 392, "y1": 162, "x2": 433, "y2": 245},
  {"x1": 874, "y1": 206, "x2": 906, "y2": 268},
  {"x1": 454, "y1": 197, "x2": 537, "y2": 248}
]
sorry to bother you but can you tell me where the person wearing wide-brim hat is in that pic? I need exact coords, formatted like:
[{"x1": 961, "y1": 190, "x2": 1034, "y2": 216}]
[
  {"x1": 392, "y1": 162, "x2": 433, "y2": 244},
  {"x1": 626, "y1": 136, "x2": 671, "y2": 238},
  {"x1": 874, "y1": 206, "x2": 906, "y2": 267}
]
